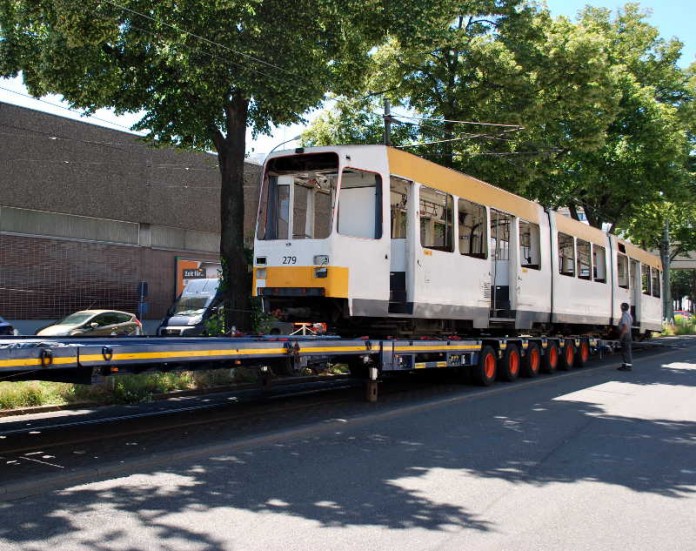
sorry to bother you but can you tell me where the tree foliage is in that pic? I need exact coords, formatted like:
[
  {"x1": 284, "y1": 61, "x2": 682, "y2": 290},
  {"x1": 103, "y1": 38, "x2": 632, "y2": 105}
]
[
  {"x1": 304, "y1": 1, "x2": 694, "y2": 239},
  {"x1": 543, "y1": 4, "x2": 693, "y2": 232},
  {"x1": 0, "y1": 0, "x2": 384, "y2": 330}
]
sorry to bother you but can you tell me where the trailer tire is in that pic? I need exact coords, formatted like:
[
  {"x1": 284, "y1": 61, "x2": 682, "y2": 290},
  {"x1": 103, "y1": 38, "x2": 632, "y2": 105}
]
[
  {"x1": 473, "y1": 345, "x2": 497, "y2": 386},
  {"x1": 542, "y1": 341, "x2": 559, "y2": 373},
  {"x1": 559, "y1": 339, "x2": 575, "y2": 370},
  {"x1": 498, "y1": 344, "x2": 520, "y2": 382},
  {"x1": 575, "y1": 340, "x2": 590, "y2": 368},
  {"x1": 521, "y1": 342, "x2": 541, "y2": 378}
]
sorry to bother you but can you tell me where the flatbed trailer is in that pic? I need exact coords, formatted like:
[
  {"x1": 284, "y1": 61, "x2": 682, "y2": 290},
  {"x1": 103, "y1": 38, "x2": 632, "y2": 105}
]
[{"x1": 0, "y1": 335, "x2": 616, "y2": 401}]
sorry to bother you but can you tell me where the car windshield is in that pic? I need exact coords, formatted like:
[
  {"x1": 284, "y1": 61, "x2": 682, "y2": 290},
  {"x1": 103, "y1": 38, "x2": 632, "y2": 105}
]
[
  {"x1": 56, "y1": 312, "x2": 94, "y2": 326},
  {"x1": 173, "y1": 296, "x2": 210, "y2": 316}
]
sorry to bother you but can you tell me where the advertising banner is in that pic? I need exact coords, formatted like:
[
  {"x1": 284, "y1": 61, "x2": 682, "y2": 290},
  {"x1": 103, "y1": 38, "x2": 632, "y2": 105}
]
[{"x1": 175, "y1": 258, "x2": 222, "y2": 296}]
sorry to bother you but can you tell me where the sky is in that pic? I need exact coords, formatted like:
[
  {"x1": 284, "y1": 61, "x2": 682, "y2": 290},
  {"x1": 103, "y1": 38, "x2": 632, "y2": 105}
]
[{"x1": 0, "y1": 0, "x2": 694, "y2": 159}]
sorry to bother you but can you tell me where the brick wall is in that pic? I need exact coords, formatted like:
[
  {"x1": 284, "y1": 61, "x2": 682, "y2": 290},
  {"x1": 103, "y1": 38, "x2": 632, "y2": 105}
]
[{"x1": 0, "y1": 234, "x2": 218, "y2": 320}]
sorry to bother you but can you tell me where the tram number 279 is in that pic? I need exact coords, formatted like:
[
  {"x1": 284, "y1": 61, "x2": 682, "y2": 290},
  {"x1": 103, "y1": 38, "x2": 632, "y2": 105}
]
[{"x1": 282, "y1": 256, "x2": 297, "y2": 265}]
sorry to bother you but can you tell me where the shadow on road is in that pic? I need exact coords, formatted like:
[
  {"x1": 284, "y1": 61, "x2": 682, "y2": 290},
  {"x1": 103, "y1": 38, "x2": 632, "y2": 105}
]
[{"x1": 1, "y1": 349, "x2": 694, "y2": 547}]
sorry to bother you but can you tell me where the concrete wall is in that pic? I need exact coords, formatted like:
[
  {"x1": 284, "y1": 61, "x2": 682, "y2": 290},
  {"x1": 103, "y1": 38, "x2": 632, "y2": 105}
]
[{"x1": 0, "y1": 101, "x2": 262, "y2": 333}]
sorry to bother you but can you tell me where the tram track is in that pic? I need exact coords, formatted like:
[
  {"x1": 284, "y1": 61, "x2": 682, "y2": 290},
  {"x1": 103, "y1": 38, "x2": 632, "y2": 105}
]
[
  {"x1": 0, "y1": 340, "x2": 674, "y2": 464},
  {"x1": 0, "y1": 376, "x2": 361, "y2": 451}
]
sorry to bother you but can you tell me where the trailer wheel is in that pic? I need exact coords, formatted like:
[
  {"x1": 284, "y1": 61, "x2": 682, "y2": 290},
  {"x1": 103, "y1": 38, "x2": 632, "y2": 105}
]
[
  {"x1": 473, "y1": 345, "x2": 497, "y2": 386},
  {"x1": 498, "y1": 344, "x2": 520, "y2": 382},
  {"x1": 542, "y1": 341, "x2": 559, "y2": 373},
  {"x1": 559, "y1": 339, "x2": 575, "y2": 370},
  {"x1": 575, "y1": 340, "x2": 590, "y2": 368},
  {"x1": 521, "y1": 342, "x2": 541, "y2": 378}
]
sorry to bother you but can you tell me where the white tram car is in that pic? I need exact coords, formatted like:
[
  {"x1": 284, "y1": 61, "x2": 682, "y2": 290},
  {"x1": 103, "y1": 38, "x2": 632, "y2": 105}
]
[{"x1": 253, "y1": 145, "x2": 662, "y2": 337}]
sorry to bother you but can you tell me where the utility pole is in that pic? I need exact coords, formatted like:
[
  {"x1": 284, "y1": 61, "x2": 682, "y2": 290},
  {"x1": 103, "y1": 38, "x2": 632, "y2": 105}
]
[{"x1": 383, "y1": 98, "x2": 392, "y2": 146}]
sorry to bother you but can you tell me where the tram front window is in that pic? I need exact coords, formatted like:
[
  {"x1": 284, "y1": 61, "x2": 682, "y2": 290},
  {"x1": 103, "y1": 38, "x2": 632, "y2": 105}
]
[{"x1": 258, "y1": 153, "x2": 338, "y2": 240}]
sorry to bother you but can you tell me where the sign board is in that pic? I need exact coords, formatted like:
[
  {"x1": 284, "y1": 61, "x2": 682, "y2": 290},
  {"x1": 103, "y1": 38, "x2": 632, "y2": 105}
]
[
  {"x1": 175, "y1": 258, "x2": 222, "y2": 296},
  {"x1": 183, "y1": 268, "x2": 206, "y2": 279}
]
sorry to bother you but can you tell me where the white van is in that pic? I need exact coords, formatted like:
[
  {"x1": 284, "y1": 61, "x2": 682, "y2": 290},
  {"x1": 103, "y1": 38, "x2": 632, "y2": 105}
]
[
  {"x1": 157, "y1": 278, "x2": 292, "y2": 336},
  {"x1": 157, "y1": 278, "x2": 221, "y2": 336}
]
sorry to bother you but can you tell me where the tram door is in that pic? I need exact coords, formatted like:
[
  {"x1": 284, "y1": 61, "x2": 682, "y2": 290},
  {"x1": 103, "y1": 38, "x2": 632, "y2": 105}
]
[
  {"x1": 630, "y1": 258, "x2": 641, "y2": 326},
  {"x1": 490, "y1": 209, "x2": 513, "y2": 318},
  {"x1": 389, "y1": 177, "x2": 412, "y2": 314}
]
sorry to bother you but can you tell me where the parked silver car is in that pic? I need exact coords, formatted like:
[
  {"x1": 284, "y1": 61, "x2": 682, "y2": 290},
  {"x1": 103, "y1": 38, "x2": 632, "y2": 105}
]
[{"x1": 36, "y1": 310, "x2": 142, "y2": 337}]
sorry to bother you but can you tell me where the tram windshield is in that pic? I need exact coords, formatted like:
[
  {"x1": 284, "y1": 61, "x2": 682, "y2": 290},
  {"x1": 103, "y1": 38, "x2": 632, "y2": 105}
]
[
  {"x1": 258, "y1": 152, "x2": 383, "y2": 241},
  {"x1": 257, "y1": 152, "x2": 338, "y2": 240}
]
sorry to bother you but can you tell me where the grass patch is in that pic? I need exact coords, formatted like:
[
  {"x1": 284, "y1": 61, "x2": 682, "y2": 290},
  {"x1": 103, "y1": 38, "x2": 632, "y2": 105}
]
[
  {"x1": 0, "y1": 368, "x2": 250, "y2": 411},
  {"x1": 662, "y1": 315, "x2": 696, "y2": 336},
  {"x1": 103, "y1": 369, "x2": 254, "y2": 404},
  {"x1": 0, "y1": 380, "x2": 83, "y2": 410},
  {"x1": 0, "y1": 362, "x2": 355, "y2": 412}
]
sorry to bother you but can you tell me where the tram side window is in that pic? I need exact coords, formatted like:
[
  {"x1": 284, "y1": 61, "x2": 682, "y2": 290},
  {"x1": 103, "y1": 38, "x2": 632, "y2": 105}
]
[
  {"x1": 617, "y1": 254, "x2": 629, "y2": 289},
  {"x1": 458, "y1": 198, "x2": 487, "y2": 259},
  {"x1": 577, "y1": 239, "x2": 591, "y2": 280},
  {"x1": 337, "y1": 169, "x2": 382, "y2": 239},
  {"x1": 651, "y1": 269, "x2": 661, "y2": 298},
  {"x1": 593, "y1": 245, "x2": 607, "y2": 283},
  {"x1": 641, "y1": 263, "x2": 651, "y2": 295},
  {"x1": 419, "y1": 186, "x2": 454, "y2": 252},
  {"x1": 558, "y1": 233, "x2": 575, "y2": 276},
  {"x1": 519, "y1": 220, "x2": 541, "y2": 269}
]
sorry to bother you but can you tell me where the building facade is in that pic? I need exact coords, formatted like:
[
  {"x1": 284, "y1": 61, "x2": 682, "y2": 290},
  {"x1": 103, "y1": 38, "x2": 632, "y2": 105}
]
[{"x1": 0, "y1": 102, "x2": 261, "y2": 333}]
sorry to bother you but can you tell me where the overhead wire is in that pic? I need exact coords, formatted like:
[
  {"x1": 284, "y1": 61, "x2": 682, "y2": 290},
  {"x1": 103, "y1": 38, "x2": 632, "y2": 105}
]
[
  {"x1": 391, "y1": 111, "x2": 524, "y2": 130},
  {"x1": 0, "y1": 84, "x2": 140, "y2": 134},
  {"x1": 99, "y1": 0, "x2": 290, "y2": 73},
  {"x1": 391, "y1": 112, "x2": 524, "y2": 150},
  {"x1": 89, "y1": 8, "x2": 281, "y2": 81}
]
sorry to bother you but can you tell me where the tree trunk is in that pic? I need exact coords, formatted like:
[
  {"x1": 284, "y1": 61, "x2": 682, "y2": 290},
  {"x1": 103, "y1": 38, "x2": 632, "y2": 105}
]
[{"x1": 215, "y1": 94, "x2": 251, "y2": 332}]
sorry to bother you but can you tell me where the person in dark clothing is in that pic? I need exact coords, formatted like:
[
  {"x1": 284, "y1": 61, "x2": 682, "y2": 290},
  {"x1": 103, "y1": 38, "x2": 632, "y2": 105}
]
[{"x1": 617, "y1": 302, "x2": 633, "y2": 371}]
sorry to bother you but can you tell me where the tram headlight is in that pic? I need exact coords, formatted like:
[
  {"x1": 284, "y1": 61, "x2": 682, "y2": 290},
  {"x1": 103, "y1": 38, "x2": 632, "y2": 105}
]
[
  {"x1": 313, "y1": 255, "x2": 329, "y2": 266},
  {"x1": 314, "y1": 267, "x2": 328, "y2": 278},
  {"x1": 256, "y1": 268, "x2": 267, "y2": 280}
]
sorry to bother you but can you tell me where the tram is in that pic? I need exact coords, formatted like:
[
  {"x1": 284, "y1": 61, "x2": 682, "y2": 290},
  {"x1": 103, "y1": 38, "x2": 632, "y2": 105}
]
[{"x1": 252, "y1": 145, "x2": 662, "y2": 337}]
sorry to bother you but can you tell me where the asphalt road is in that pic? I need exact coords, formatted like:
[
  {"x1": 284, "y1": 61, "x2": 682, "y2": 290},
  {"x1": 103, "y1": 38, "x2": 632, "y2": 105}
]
[{"x1": 1, "y1": 337, "x2": 694, "y2": 550}]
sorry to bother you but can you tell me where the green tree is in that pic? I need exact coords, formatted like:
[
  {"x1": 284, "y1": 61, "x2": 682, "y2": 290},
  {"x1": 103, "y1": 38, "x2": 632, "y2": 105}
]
[
  {"x1": 305, "y1": 2, "x2": 694, "y2": 236},
  {"x1": 302, "y1": 94, "x2": 419, "y2": 146},
  {"x1": 624, "y1": 199, "x2": 696, "y2": 261},
  {"x1": 536, "y1": 4, "x2": 692, "y2": 231},
  {"x1": 367, "y1": 0, "x2": 548, "y2": 176},
  {"x1": 0, "y1": 0, "x2": 381, "y2": 330},
  {"x1": 304, "y1": 1, "x2": 620, "y2": 198}
]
